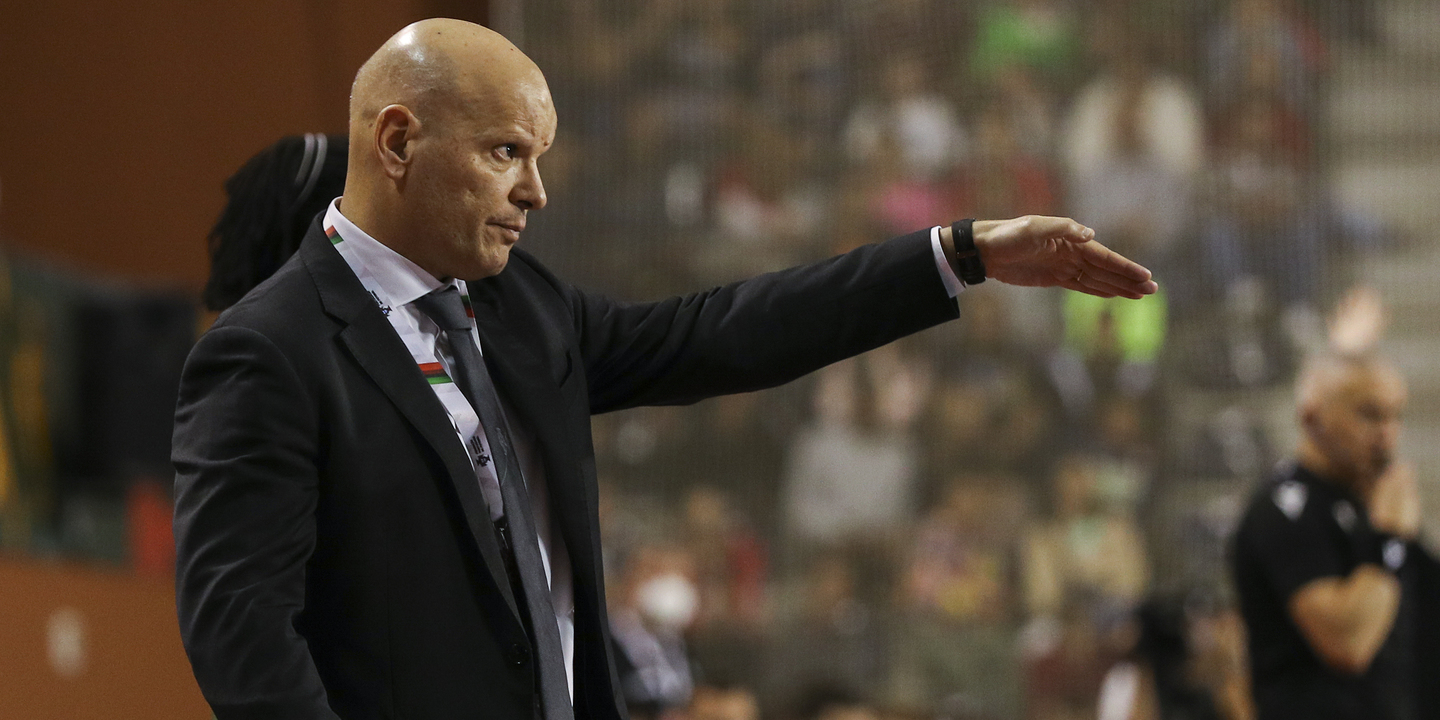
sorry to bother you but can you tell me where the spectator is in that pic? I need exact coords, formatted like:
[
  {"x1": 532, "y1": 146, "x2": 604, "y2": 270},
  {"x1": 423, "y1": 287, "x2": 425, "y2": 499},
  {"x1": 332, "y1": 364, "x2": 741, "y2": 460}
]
[
  {"x1": 611, "y1": 543, "x2": 701, "y2": 720},
  {"x1": 892, "y1": 474, "x2": 1027, "y2": 718},
  {"x1": 844, "y1": 51, "x2": 968, "y2": 180},
  {"x1": 1090, "y1": 396, "x2": 1159, "y2": 518},
  {"x1": 709, "y1": 114, "x2": 832, "y2": 277},
  {"x1": 1095, "y1": 597, "x2": 1254, "y2": 720},
  {"x1": 790, "y1": 682, "x2": 884, "y2": 720},
  {"x1": 1023, "y1": 603, "x2": 1114, "y2": 720},
  {"x1": 953, "y1": 98, "x2": 1060, "y2": 221},
  {"x1": 782, "y1": 351, "x2": 925, "y2": 552},
  {"x1": 687, "y1": 683, "x2": 761, "y2": 720},
  {"x1": 1025, "y1": 454, "x2": 1149, "y2": 618},
  {"x1": 682, "y1": 485, "x2": 770, "y2": 693},
  {"x1": 852, "y1": 0, "x2": 973, "y2": 82},
  {"x1": 1063, "y1": 41, "x2": 1204, "y2": 269},
  {"x1": 765, "y1": 556, "x2": 888, "y2": 708},
  {"x1": 640, "y1": 0, "x2": 749, "y2": 149},
  {"x1": 854, "y1": 134, "x2": 955, "y2": 239},
  {"x1": 752, "y1": 0, "x2": 853, "y2": 153},
  {"x1": 924, "y1": 292, "x2": 1058, "y2": 480},
  {"x1": 683, "y1": 485, "x2": 768, "y2": 630},
  {"x1": 1195, "y1": 93, "x2": 1325, "y2": 341},
  {"x1": 1205, "y1": 0, "x2": 1326, "y2": 123},
  {"x1": 204, "y1": 133, "x2": 349, "y2": 313},
  {"x1": 1047, "y1": 275, "x2": 1168, "y2": 423},
  {"x1": 987, "y1": 65, "x2": 1060, "y2": 158}
]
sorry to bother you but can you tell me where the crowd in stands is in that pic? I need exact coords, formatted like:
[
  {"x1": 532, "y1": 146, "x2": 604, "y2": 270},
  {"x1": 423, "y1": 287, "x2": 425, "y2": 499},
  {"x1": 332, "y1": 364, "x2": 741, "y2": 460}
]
[{"x1": 519, "y1": 0, "x2": 1390, "y2": 718}]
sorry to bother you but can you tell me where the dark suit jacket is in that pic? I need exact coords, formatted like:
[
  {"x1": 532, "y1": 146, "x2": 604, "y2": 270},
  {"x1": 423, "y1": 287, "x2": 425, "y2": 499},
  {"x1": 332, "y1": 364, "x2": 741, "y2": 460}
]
[
  {"x1": 1416, "y1": 542, "x2": 1440, "y2": 720},
  {"x1": 172, "y1": 220, "x2": 958, "y2": 720}
]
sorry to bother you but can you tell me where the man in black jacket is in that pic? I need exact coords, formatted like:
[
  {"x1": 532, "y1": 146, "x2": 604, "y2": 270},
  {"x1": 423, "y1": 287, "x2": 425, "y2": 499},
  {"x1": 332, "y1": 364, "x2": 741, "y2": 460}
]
[
  {"x1": 172, "y1": 19, "x2": 1156, "y2": 720},
  {"x1": 1232, "y1": 352, "x2": 1431, "y2": 719}
]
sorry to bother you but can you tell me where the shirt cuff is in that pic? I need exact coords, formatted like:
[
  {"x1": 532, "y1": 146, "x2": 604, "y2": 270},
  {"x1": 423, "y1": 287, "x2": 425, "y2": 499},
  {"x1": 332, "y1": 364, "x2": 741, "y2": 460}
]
[{"x1": 930, "y1": 225, "x2": 965, "y2": 298}]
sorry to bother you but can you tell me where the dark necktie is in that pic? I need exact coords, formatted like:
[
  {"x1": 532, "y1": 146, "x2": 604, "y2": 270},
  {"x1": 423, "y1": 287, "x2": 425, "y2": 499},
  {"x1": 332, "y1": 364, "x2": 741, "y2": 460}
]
[{"x1": 413, "y1": 286, "x2": 573, "y2": 720}]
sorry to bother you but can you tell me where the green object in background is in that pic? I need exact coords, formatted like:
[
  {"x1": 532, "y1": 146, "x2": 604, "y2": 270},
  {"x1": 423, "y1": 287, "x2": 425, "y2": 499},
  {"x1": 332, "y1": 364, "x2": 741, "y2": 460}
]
[
  {"x1": 0, "y1": 250, "x2": 15, "y2": 525},
  {"x1": 970, "y1": 5, "x2": 1079, "y2": 82},
  {"x1": 1063, "y1": 288, "x2": 1168, "y2": 363}
]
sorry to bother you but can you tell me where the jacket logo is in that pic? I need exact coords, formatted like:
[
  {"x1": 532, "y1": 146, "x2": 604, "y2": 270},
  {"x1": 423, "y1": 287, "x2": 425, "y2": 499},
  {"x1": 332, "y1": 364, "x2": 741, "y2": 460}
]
[
  {"x1": 1273, "y1": 480, "x2": 1307, "y2": 521},
  {"x1": 1333, "y1": 501, "x2": 1357, "y2": 532}
]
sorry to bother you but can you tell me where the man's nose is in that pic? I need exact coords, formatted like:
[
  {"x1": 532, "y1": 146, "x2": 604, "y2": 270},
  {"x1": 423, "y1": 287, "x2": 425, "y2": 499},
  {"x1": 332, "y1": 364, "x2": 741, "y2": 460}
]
[{"x1": 513, "y1": 162, "x2": 546, "y2": 211}]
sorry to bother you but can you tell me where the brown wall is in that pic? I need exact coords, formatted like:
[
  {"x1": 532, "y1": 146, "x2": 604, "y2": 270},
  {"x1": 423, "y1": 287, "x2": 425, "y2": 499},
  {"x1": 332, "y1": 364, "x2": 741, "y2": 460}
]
[
  {"x1": 0, "y1": 4, "x2": 487, "y2": 716},
  {"x1": 0, "y1": 0, "x2": 487, "y2": 289},
  {"x1": 0, "y1": 556, "x2": 206, "y2": 719}
]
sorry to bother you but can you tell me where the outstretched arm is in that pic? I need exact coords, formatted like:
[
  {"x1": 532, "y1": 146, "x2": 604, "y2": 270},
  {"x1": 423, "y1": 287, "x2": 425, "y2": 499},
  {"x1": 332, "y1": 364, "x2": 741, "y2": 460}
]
[
  {"x1": 570, "y1": 228, "x2": 958, "y2": 413},
  {"x1": 569, "y1": 217, "x2": 1156, "y2": 413}
]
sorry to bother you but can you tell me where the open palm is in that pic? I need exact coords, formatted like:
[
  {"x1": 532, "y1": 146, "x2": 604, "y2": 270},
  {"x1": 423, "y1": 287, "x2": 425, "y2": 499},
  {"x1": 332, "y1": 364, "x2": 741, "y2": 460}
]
[{"x1": 975, "y1": 216, "x2": 1158, "y2": 299}]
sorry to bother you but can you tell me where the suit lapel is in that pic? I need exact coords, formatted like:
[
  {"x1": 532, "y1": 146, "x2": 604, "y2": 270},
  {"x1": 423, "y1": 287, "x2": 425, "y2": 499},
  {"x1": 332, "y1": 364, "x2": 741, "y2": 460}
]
[{"x1": 298, "y1": 227, "x2": 522, "y2": 623}]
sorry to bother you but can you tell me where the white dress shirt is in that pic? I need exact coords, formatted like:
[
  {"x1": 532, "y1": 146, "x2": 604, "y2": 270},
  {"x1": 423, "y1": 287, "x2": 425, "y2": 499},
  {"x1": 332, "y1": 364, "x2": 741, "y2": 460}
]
[
  {"x1": 323, "y1": 200, "x2": 576, "y2": 700},
  {"x1": 930, "y1": 225, "x2": 965, "y2": 297}
]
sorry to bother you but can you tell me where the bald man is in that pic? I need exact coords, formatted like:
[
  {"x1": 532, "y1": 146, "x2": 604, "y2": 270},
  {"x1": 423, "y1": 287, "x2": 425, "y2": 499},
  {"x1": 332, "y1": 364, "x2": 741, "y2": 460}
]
[
  {"x1": 173, "y1": 19, "x2": 1155, "y2": 720},
  {"x1": 1231, "y1": 353, "x2": 1428, "y2": 719}
]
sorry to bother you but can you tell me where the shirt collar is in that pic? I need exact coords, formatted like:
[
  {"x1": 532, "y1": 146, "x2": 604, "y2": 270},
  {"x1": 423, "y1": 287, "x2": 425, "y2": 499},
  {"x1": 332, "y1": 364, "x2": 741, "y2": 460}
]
[{"x1": 323, "y1": 198, "x2": 454, "y2": 306}]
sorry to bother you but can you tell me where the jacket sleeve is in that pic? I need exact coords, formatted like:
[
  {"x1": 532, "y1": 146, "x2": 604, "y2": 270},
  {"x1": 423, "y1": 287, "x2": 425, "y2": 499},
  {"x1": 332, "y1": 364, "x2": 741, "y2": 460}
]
[
  {"x1": 172, "y1": 324, "x2": 342, "y2": 720},
  {"x1": 567, "y1": 229, "x2": 959, "y2": 414}
]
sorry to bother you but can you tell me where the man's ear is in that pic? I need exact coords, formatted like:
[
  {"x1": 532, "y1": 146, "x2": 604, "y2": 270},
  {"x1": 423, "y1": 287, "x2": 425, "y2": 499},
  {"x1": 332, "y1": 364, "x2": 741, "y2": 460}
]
[{"x1": 374, "y1": 104, "x2": 421, "y2": 182}]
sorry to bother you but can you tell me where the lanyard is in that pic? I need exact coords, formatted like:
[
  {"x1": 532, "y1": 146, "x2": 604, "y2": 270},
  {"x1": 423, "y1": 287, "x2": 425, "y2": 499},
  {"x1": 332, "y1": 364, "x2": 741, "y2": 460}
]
[{"x1": 326, "y1": 225, "x2": 505, "y2": 518}]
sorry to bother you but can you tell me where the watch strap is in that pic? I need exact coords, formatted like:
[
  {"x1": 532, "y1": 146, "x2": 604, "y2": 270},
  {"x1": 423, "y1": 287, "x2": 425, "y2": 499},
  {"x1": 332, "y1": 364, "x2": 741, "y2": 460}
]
[{"x1": 951, "y1": 219, "x2": 986, "y2": 285}]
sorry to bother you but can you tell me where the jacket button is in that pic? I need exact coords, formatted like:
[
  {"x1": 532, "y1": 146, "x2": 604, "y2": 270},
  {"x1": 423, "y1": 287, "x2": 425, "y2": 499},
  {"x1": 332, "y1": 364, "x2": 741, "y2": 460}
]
[{"x1": 511, "y1": 643, "x2": 528, "y2": 666}]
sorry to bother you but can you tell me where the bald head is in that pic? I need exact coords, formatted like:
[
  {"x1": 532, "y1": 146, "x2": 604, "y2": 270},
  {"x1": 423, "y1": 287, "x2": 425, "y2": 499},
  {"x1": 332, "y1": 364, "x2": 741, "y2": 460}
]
[
  {"x1": 340, "y1": 19, "x2": 556, "y2": 281},
  {"x1": 349, "y1": 19, "x2": 544, "y2": 131},
  {"x1": 1296, "y1": 353, "x2": 1403, "y2": 415},
  {"x1": 1296, "y1": 352, "x2": 1407, "y2": 486}
]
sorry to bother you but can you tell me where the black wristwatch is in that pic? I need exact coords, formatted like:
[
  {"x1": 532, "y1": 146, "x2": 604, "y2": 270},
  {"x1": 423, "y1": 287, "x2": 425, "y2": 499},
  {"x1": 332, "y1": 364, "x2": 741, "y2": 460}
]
[{"x1": 950, "y1": 219, "x2": 986, "y2": 285}]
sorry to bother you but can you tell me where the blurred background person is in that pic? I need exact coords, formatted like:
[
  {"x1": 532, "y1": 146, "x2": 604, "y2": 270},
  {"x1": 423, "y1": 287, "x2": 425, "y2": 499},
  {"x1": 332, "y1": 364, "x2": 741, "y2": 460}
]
[
  {"x1": 203, "y1": 133, "x2": 349, "y2": 314},
  {"x1": 1024, "y1": 454, "x2": 1149, "y2": 620},
  {"x1": 1231, "y1": 345, "x2": 1431, "y2": 719},
  {"x1": 685, "y1": 682, "x2": 761, "y2": 720},
  {"x1": 611, "y1": 543, "x2": 703, "y2": 720},
  {"x1": 891, "y1": 472, "x2": 1028, "y2": 719},
  {"x1": 1095, "y1": 595, "x2": 1254, "y2": 720}
]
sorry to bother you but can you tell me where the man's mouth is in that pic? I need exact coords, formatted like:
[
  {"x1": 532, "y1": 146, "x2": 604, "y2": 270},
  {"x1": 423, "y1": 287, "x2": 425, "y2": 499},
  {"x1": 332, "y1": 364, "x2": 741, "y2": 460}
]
[{"x1": 489, "y1": 220, "x2": 524, "y2": 241}]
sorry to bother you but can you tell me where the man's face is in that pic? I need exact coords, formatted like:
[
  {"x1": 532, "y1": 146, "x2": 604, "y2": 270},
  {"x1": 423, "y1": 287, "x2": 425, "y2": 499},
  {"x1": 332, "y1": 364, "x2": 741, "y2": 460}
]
[
  {"x1": 1310, "y1": 365, "x2": 1406, "y2": 485},
  {"x1": 404, "y1": 74, "x2": 556, "y2": 280}
]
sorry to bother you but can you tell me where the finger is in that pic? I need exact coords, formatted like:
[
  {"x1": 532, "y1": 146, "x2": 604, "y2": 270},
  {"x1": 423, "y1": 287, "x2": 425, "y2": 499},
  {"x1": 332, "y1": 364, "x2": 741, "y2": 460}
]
[
  {"x1": 1076, "y1": 261, "x2": 1151, "y2": 293},
  {"x1": 1076, "y1": 237, "x2": 1154, "y2": 284},
  {"x1": 1060, "y1": 276, "x2": 1118, "y2": 299},
  {"x1": 1077, "y1": 272, "x2": 1145, "y2": 300},
  {"x1": 1075, "y1": 263, "x2": 1157, "y2": 298}
]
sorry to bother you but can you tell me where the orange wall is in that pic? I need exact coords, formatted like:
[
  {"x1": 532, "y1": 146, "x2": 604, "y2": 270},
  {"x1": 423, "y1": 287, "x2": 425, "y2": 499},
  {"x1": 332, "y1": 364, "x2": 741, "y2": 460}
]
[
  {"x1": 0, "y1": 0, "x2": 485, "y2": 288},
  {"x1": 0, "y1": 4, "x2": 488, "y2": 716},
  {"x1": 0, "y1": 557, "x2": 206, "y2": 719}
]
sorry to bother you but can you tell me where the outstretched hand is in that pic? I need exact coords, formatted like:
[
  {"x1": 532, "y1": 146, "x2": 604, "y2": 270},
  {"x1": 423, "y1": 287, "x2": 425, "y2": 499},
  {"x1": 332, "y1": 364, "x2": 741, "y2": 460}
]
[{"x1": 964, "y1": 216, "x2": 1158, "y2": 299}]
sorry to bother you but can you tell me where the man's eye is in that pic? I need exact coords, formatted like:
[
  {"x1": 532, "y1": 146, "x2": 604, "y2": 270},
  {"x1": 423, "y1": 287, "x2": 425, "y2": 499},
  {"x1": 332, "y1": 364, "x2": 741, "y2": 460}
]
[{"x1": 498, "y1": 144, "x2": 519, "y2": 159}]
